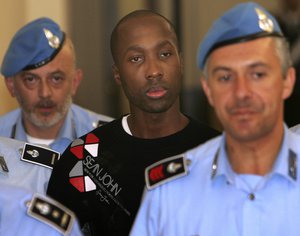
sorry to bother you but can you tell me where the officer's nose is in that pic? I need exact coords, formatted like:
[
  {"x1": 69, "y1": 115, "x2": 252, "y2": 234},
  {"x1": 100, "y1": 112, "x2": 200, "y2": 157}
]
[
  {"x1": 234, "y1": 77, "x2": 252, "y2": 99},
  {"x1": 38, "y1": 80, "x2": 52, "y2": 98}
]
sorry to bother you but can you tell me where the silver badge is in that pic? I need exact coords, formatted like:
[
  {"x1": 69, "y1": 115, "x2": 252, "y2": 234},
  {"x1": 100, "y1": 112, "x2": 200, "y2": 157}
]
[
  {"x1": 255, "y1": 8, "x2": 274, "y2": 33},
  {"x1": 36, "y1": 202, "x2": 51, "y2": 215},
  {"x1": 167, "y1": 162, "x2": 182, "y2": 173},
  {"x1": 43, "y1": 28, "x2": 60, "y2": 49},
  {"x1": 27, "y1": 149, "x2": 39, "y2": 158}
]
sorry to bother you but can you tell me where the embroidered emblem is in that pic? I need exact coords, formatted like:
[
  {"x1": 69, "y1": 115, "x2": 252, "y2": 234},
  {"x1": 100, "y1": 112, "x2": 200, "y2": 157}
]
[{"x1": 145, "y1": 154, "x2": 189, "y2": 190}]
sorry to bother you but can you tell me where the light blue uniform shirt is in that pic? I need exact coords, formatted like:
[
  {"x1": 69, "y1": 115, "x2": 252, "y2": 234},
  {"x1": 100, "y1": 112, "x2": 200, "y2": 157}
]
[
  {"x1": 0, "y1": 104, "x2": 113, "y2": 153},
  {"x1": 0, "y1": 137, "x2": 54, "y2": 194},
  {"x1": 290, "y1": 123, "x2": 300, "y2": 134},
  {"x1": 0, "y1": 183, "x2": 83, "y2": 236},
  {"x1": 131, "y1": 126, "x2": 300, "y2": 236}
]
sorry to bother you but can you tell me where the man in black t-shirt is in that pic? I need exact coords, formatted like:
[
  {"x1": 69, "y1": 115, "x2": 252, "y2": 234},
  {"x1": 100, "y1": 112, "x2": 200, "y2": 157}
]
[{"x1": 47, "y1": 10, "x2": 219, "y2": 236}]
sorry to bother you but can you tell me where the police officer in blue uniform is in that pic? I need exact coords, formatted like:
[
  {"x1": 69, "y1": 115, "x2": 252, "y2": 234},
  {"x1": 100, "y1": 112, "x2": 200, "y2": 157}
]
[
  {"x1": 131, "y1": 2, "x2": 300, "y2": 236},
  {"x1": 0, "y1": 183, "x2": 83, "y2": 236},
  {"x1": 0, "y1": 17, "x2": 113, "y2": 153}
]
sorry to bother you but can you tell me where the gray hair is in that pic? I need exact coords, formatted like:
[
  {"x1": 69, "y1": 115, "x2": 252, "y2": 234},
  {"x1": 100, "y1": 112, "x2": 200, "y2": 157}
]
[
  {"x1": 64, "y1": 36, "x2": 77, "y2": 68},
  {"x1": 274, "y1": 37, "x2": 292, "y2": 77}
]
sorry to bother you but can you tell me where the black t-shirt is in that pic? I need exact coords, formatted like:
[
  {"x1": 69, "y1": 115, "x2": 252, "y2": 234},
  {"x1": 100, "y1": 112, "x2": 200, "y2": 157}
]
[{"x1": 47, "y1": 116, "x2": 219, "y2": 235}]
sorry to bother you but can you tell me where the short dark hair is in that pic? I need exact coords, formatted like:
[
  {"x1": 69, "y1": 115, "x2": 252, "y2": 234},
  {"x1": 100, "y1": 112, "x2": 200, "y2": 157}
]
[{"x1": 110, "y1": 9, "x2": 180, "y2": 65}]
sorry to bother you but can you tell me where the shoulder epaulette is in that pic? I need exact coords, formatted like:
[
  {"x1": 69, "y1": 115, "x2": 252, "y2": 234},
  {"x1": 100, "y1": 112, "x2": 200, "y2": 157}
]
[
  {"x1": 27, "y1": 193, "x2": 75, "y2": 235},
  {"x1": 21, "y1": 143, "x2": 60, "y2": 169},
  {"x1": 145, "y1": 154, "x2": 189, "y2": 190}
]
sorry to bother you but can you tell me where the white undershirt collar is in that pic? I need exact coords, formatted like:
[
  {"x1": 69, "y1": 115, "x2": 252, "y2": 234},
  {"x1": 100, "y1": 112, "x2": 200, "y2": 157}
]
[
  {"x1": 26, "y1": 134, "x2": 55, "y2": 146},
  {"x1": 122, "y1": 114, "x2": 132, "y2": 136}
]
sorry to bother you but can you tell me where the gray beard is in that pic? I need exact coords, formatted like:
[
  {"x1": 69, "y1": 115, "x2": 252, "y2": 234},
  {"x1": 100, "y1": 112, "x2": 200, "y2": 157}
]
[{"x1": 18, "y1": 95, "x2": 72, "y2": 129}]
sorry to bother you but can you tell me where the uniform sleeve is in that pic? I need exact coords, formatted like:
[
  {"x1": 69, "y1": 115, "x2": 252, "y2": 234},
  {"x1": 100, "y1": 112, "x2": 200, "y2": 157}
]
[
  {"x1": 0, "y1": 182, "x2": 83, "y2": 236},
  {"x1": 130, "y1": 188, "x2": 161, "y2": 236},
  {"x1": 70, "y1": 218, "x2": 84, "y2": 236}
]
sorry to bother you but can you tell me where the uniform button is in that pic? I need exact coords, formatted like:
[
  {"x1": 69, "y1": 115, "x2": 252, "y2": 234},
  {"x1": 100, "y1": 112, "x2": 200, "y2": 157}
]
[{"x1": 248, "y1": 193, "x2": 255, "y2": 201}]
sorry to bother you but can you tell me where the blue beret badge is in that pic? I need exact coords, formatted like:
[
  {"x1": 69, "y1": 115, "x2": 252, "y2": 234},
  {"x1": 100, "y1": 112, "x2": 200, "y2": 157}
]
[
  {"x1": 256, "y1": 8, "x2": 273, "y2": 33},
  {"x1": 43, "y1": 28, "x2": 61, "y2": 49}
]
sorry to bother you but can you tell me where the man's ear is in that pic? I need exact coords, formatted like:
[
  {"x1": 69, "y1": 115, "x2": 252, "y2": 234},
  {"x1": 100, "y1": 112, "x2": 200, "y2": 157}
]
[
  {"x1": 282, "y1": 67, "x2": 296, "y2": 100},
  {"x1": 71, "y1": 69, "x2": 83, "y2": 96},
  {"x1": 200, "y1": 76, "x2": 214, "y2": 107},
  {"x1": 112, "y1": 64, "x2": 121, "y2": 86},
  {"x1": 4, "y1": 77, "x2": 16, "y2": 97}
]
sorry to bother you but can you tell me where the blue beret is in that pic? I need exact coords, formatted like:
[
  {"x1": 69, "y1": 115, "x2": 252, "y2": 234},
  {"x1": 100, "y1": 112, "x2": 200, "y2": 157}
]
[
  {"x1": 1, "y1": 17, "x2": 65, "y2": 77},
  {"x1": 197, "y1": 2, "x2": 283, "y2": 70}
]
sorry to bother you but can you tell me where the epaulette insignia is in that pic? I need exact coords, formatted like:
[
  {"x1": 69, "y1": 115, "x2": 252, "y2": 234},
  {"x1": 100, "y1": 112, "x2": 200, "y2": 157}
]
[
  {"x1": 21, "y1": 143, "x2": 60, "y2": 169},
  {"x1": 0, "y1": 156, "x2": 9, "y2": 174},
  {"x1": 27, "y1": 194, "x2": 75, "y2": 235},
  {"x1": 145, "y1": 154, "x2": 188, "y2": 190}
]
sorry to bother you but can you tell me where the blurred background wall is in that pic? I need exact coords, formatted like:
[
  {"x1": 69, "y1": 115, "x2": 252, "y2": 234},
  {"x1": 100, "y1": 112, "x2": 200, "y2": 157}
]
[{"x1": 1, "y1": 0, "x2": 294, "y2": 131}]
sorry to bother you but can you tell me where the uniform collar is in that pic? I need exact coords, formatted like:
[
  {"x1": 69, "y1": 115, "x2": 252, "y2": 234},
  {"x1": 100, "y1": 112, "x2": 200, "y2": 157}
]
[
  {"x1": 211, "y1": 134, "x2": 235, "y2": 184},
  {"x1": 13, "y1": 115, "x2": 29, "y2": 141},
  {"x1": 211, "y1": 125, "x2": 297, "y2": 184}
]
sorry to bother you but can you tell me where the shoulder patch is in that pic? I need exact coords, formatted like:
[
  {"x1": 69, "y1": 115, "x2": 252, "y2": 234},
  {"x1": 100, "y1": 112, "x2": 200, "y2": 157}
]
[
  {"x1": 27, "y1": 194, "x2": 75, "y2": 235},
  {"x1": 21, "y1": 143, "x2": 60, "y2": 169},
  {"x1": 145, "y1": 154, "x2": 189, "y2": 190}
]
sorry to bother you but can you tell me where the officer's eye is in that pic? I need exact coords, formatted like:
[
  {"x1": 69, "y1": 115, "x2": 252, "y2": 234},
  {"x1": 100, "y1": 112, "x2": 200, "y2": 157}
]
[
  {"x1": 50, "y1": 74, "x2": 64, "y2": 84},
  {"x1": 24, "y1": 75, "x2": 37, "y2": 83},
  {"x1": 218, "y1": 74, "x2": 232, "y2": 82},
  {"x1": 22, "y1": 75, "x2": 39, "y2": 88},
  {"x1": 252, "y1": 71, "x2": 267, "y2": 80}
]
